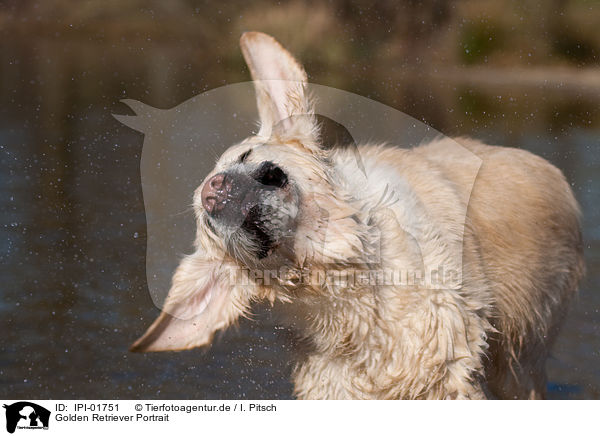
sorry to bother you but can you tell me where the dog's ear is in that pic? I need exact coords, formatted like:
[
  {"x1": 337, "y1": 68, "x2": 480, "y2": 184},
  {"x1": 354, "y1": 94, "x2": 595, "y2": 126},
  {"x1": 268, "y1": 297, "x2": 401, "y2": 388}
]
[
  {"x1": 130, "y1": 251, "x2": 248, "y2": 352},
  {"x1": 240, "y1": 32, "x2": 317, "y2": 141}
]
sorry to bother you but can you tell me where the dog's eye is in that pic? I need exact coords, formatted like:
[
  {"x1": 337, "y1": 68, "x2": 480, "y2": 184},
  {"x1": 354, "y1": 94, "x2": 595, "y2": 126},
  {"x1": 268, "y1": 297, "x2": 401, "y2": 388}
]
[
  {"x1": 254, "y1": 161, "x2": 288, "y2": 188},
  {"x1": 239, "y1": 149, "x2": 252, "y2": 163}
]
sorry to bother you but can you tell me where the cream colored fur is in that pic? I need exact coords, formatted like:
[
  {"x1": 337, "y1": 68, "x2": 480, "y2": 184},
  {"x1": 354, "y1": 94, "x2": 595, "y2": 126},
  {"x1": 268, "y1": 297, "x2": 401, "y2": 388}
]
[{"x1": 131, "y1": 32, "x2": 584, "y2": 400}]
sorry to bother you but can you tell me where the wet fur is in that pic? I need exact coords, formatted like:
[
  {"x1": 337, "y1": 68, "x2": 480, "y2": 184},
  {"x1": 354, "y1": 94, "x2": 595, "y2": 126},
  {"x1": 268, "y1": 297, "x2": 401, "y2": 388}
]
[{"x1": 131, "y1": 32, "x2": 584, "y2": 399}]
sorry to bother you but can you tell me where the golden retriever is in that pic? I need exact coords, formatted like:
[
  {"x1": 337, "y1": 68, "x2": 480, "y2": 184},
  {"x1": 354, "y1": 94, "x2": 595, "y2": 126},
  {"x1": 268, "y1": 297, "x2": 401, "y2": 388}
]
[{"x1": 130, "y1": 32, "x2": 584, "y2": 399}]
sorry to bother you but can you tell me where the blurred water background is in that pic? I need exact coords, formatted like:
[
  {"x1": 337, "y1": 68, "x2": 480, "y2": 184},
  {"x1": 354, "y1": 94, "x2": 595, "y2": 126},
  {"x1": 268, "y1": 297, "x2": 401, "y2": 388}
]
[{"x1": 0, "y1": 0, "x2": 599, "y2": 399}]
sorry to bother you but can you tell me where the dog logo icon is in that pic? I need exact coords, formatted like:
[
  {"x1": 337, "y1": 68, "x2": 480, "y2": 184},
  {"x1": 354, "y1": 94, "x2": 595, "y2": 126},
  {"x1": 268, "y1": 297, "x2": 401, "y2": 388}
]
[{"x1": 3, "y1": 402, "x2": 50, "y2": 433}]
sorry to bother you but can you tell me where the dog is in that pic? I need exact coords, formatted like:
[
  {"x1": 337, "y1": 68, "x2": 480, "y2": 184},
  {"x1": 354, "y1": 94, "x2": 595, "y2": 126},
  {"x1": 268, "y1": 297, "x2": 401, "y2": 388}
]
[{"x1": 130, "y1": 32, "x2": 584, "y2": 399}]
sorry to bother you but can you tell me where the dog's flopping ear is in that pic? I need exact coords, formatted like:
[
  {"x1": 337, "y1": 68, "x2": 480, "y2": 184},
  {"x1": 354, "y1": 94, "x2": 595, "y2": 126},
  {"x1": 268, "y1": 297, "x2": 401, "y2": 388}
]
[
  {"x1": 240, "y1": 32, "x2": 317, "y2": 142},
  {"x1": 130, "y1": 251, "x2": 248, "y2": 352}
]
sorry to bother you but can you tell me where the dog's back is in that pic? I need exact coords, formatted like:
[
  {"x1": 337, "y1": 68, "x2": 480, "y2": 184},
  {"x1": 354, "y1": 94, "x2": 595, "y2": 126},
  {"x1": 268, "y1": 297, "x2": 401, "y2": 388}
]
[
  {"x1": 329, "y1": 137, "x2": 583, "y2": 398},
  {"x1": 415, "y1": 137, "x2": 584, "y2": 398}
]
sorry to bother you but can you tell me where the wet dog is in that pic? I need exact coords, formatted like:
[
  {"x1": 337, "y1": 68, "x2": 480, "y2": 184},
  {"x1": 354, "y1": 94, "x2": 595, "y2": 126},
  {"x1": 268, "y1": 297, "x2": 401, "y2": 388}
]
[{"x1": 131, "y1": 32, "x2": 584, "y2": 399}]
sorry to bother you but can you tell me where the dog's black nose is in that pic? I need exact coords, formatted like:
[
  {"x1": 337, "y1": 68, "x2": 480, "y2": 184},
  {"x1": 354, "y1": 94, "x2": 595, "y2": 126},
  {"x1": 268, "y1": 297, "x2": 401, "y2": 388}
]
[{"x1": 201, "y1": 173, "x2": 232, "y2": 214}]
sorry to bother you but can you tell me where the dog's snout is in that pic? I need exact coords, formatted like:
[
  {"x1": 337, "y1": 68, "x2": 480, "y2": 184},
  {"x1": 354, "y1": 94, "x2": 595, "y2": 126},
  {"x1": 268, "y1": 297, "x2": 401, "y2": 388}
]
[
  {"x1": 201, "y1": 173, "x2": 232, "y2": 213},
  {"x1": 200, "y1": 166, "x2": 294, "y2": 250}
]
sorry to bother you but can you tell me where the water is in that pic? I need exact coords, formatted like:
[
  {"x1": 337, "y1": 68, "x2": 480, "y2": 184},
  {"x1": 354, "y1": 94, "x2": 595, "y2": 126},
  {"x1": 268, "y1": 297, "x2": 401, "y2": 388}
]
[{"x1": 1, "y1": 38, "x2": 598, "y2": 399}]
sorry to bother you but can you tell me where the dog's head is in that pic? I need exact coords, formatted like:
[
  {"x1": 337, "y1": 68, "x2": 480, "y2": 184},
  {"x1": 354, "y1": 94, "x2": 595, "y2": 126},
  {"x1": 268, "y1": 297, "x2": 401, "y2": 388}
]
[{"x1": 131, "y1": 32, "x2": 368, "y2": 352}]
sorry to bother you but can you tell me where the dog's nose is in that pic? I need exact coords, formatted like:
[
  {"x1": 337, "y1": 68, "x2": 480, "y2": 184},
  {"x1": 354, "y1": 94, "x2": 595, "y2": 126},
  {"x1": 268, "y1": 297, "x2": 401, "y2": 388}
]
[{"x1": 201, "y1": 173, "x2": 232, "y2": 214}]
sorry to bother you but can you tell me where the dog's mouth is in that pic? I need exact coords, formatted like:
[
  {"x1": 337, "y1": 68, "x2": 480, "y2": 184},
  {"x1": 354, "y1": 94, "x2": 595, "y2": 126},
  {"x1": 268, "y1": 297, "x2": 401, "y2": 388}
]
[
  {"x1": 239, "y1": 204, "x2": 276, "y2": 259},
  {"x1": 201, "y1": 161, "x2": 297, "y2": 260}
]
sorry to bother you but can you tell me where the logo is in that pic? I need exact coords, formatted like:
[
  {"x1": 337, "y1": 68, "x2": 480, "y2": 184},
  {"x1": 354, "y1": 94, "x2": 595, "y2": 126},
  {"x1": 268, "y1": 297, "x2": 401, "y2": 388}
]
[
  {"x1": 114, "y1": 82, "x2": 481, "y2": 313},
  {"x1": 3, "y1": 402, "x2": 50, "y2": 434}
]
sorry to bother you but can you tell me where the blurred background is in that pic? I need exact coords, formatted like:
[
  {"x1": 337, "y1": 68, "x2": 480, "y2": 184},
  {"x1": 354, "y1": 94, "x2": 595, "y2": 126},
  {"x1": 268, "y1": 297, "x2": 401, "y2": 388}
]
[{"x1": 0, "y1": 0, "x2": 598, "y2": 399}]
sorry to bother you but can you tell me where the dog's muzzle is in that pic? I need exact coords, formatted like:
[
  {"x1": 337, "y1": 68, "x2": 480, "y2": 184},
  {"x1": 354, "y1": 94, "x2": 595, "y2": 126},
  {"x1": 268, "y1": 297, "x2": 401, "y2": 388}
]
[
  {"x1": 201, "y1": 162, "x2": 293, "y2": 259},
  {"x1": 201, "y1": 172, "x2": 250, "y2": 226},
  {"x1": 203, "y1": 160, "x2": 288, "y2": 217},
  {"x1": 202, "y1": 162, "x2": 283, "y2": 217}
]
